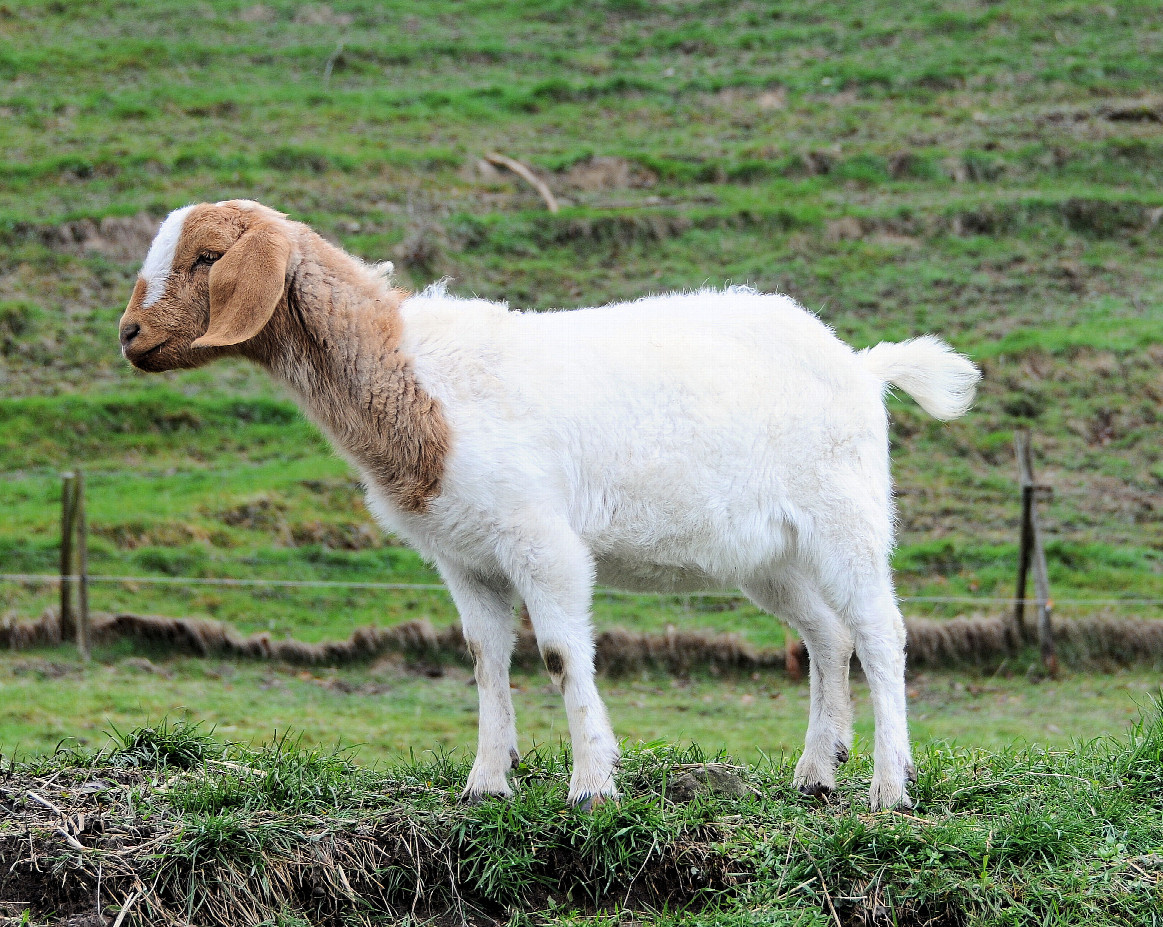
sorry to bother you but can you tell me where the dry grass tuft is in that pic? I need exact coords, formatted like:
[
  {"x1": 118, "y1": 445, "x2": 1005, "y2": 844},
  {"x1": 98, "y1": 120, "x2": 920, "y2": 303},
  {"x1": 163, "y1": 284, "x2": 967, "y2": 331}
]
[
  {"x1": 29, "y1": 214, "x2": 160, "y2": 260},
  {"x1": 906, "y1": 615, "x2": 1012, "y2": 667}
]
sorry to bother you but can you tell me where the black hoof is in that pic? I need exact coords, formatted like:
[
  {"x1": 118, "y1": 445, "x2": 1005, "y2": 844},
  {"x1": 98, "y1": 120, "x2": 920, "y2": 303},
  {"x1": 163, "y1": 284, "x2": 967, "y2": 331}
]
[
  {"x1": 797, "y1": 782, "x2": 833, "y2": 801},
  {"x1": 905, "y1": 763, "x2": 918, "y2": 784},
  {"x1": 509, "y1": 747, "x2": 521, "y2": 770},
  {"x1": 834, "y1": 744, "x2": 850, "y2": 766}
]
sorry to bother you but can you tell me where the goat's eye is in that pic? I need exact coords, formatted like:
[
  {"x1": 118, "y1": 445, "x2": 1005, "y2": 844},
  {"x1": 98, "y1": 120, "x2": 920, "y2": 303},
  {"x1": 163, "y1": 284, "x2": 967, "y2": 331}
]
[{"x1": 192, "y1": 252, "x2": 222, "y2": 270}]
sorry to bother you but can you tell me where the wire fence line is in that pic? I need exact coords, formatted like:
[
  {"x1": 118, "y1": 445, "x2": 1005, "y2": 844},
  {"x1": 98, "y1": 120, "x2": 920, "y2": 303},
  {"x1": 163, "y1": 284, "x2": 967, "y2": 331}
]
[
  {"x1": 0, "y1": 465, "x2": 1117, "y2": 504},
  {"x1": 1, "y1": 572, "x2": 1161, "y2": 608},
  {"x1": 0, "y1": 462, "x2": 329, "y2": 480},
  {"x1": 0, "y1": 573, "x2": 449, "y2": 593}
]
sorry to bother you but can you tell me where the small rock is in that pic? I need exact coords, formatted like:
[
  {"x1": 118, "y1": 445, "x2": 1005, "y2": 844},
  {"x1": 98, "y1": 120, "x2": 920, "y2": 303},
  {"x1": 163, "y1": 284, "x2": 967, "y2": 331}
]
[
  {"x1": 756, "y1": 88, "x2": 786, "y2": 110},
  {"x1": 74, "y1": 779, "x2": 114, "y2": 795},
  {"x1": 665, "y1": 764, "x2": 754, "y2": 803}
]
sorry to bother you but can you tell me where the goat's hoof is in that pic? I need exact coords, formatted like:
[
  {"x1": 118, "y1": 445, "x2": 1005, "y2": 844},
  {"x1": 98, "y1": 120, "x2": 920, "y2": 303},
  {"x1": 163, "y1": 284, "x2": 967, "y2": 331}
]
[
  {"x1": 572, "y1": 793, "x2": 616, "y2": 813},
  {"x1": 869, "y1": 780, "x2": 914, "y2": 811},
  {"x1": 835, "y1": 744, "x2": 850, "y2": 766},
  {"x1": 509, "y1": 747, "x2": 521, "y2": 770},
  {"x1": 459, "y1": 789, "x2": 509, "y2": 806},
  {"x1": 797, "y1": 782, "x2": 834, "y2": 801},
  {"x1": 879, "y1": 792, "x2": 915, "y2": 812}
]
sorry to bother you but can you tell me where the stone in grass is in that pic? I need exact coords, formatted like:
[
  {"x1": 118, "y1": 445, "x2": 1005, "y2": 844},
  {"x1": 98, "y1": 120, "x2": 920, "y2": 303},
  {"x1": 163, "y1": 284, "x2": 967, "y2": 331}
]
[{"x1": 665, "y1": 764, "x2": 755, "y2": 803}]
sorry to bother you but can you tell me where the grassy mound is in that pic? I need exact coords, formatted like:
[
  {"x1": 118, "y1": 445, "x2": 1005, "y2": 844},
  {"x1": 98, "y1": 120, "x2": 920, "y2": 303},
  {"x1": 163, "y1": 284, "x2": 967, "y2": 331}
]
[{"x1": 3, "y1": 706, "x2": 1161, "y2": 926}]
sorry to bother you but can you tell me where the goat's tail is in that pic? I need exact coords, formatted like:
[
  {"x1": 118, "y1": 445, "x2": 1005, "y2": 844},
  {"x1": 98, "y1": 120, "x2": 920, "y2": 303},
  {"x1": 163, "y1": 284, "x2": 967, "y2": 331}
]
[{"x1": 859, "y1": 336, "x2": 981, "y2": 421}]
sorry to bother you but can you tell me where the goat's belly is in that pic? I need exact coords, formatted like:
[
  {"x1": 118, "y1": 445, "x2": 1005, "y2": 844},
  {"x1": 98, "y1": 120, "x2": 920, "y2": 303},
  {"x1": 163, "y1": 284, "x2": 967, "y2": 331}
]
[
  {"x1": 592, "y1": 556, "x2": 724, "y2": 594},
  {"x1": 584, "y1": 503, "x2": 796, "y2": 594}
]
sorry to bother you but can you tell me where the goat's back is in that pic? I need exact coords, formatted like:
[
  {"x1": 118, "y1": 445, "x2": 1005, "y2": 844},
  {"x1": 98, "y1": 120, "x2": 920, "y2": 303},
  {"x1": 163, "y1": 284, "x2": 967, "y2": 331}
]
[{"x1": 394, "y1": 287, "x2": 896, "y2": 586}]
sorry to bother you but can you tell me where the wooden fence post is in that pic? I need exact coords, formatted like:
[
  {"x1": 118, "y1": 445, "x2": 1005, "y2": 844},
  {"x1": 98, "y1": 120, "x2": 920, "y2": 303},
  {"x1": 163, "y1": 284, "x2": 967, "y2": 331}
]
[
  {"x1": 75, "y1": 468, "x2": 91, "y2": 661},
  {"x1": 1011, "y1": 434, "x2": 1032, "y2": 647},
  {"x1": 59, "y1": 471, "x2": 76, "y2": 644},
  {"x1": 1013, "y1": 431, "x2": 1057, "y2": 676}
]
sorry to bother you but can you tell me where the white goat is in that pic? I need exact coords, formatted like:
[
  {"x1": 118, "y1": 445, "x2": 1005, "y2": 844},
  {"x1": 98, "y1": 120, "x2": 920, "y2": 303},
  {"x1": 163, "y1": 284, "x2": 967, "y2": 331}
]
[{"x1": 119, "y1": 200, "x2": 980, "y2": 810}]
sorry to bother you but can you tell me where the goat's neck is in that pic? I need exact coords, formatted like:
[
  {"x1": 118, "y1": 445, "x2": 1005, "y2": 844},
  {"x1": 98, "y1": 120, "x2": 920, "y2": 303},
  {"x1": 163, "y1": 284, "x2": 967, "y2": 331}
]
[{"x1": 248, "y1": 233, "x2": 448, "y2": 513}]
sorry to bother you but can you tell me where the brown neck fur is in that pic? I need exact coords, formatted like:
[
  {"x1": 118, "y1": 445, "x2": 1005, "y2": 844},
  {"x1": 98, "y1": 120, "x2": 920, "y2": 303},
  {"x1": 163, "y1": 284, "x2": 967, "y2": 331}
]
[{"x1": 244, "y1": 226, "x2": 448, "y2": 514}]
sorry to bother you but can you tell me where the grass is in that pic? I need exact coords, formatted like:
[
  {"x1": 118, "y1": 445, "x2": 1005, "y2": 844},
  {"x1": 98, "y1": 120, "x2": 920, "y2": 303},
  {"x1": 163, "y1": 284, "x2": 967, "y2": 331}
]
[
  {"x1": 1, "y1": 647, "x2": 1159, "y2": 762},
  {"x1": 2, "y1": 0, "x2": 1161, "y2": 630},
  {"x1": 4, "y1": 701, "x2": 1163, "y2": 924}
]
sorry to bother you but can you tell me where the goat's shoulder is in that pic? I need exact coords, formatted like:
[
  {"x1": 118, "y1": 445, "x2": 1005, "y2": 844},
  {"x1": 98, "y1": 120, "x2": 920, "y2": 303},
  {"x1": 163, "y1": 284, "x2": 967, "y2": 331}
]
[{"x1": 400, "y1": 283, "x2": 512, "y2": 335}]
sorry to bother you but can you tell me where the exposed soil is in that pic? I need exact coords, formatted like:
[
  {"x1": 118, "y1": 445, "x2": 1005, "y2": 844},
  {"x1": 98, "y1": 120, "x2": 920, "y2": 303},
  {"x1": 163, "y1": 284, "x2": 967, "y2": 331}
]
[{"x1": 559, "y1": 155, "x2": 658, "y2": 192}]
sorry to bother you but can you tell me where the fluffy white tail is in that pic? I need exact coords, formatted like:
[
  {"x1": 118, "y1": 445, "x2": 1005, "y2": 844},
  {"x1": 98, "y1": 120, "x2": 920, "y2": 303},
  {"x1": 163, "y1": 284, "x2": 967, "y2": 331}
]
[{"x1": 860, "y1": 336, "x2": 980, "y2": 420}]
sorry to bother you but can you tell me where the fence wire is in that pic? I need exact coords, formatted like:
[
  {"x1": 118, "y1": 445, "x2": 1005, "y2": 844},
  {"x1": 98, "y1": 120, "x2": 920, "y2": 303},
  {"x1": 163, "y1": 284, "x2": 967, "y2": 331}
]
[{"x1": 1, "y1": 572, "x2": 1161, "y2": 608}]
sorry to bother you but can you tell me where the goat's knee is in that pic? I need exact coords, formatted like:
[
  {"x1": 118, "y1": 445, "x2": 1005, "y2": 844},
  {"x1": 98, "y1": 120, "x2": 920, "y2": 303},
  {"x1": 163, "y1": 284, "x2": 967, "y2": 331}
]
[{"x1": 540, "y1": 645, "x2": 567, "y2": 690}]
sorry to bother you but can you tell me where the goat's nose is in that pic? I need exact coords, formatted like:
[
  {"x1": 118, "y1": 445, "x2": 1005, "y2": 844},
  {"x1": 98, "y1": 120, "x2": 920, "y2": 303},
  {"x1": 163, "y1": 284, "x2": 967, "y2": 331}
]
[{"x1": 120, "y1": 322, "x2": 141, "y2": 346}]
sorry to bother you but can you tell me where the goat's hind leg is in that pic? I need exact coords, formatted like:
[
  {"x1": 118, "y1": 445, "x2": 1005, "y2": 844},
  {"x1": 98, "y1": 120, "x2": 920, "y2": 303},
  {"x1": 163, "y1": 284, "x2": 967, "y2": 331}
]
[
  {"x1": 744, "y1": 574, "x2": 854, "y2": 798},
  {"x1": 798, "y1": 500, "x2": 915, "y2": 809},
  {"x1": 440, "y1": 563, "x2": 521, "y2": 801},
  {"x1": 839, "y1": 577, "x2": 916, "y2": 810}
]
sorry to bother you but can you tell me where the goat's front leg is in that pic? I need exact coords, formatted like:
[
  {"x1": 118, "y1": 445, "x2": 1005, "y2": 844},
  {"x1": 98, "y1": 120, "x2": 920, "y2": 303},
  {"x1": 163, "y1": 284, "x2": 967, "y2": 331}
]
[
  {"x1": 439, "y1": 562, "x2": 520, "y2": 801},
  {"x1": 503, "y1": 524, "x2": 620, "y2": 808}
]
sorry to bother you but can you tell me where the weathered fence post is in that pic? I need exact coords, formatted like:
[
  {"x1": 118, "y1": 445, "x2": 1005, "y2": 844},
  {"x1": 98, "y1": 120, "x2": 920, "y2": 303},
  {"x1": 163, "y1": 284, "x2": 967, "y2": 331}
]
[
  {"x1": 59, "y1": 471, "x2": 77, "y2": 644},
  {"x1": 1013, "y1": 431, "x2": 1057, "y2": 676},
  {"x1": 58, "y1": 469, "x2": 90, "y2": 659},
  {"x1": 75, "y1": 468, "x2": 91, "y2": 661},
  {"x1": 1011, "y1": 437, "x2": 1032, "y2": 647}
]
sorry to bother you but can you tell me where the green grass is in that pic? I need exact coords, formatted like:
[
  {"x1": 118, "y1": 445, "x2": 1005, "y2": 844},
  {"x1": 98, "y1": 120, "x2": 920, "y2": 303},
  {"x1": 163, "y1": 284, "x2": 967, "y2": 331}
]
[
  {"x1": 1, "y1": 647, "x2": 1159, "y2": 762},
  {"x1": 0, "y1": 0, "x2": 1161, "y2": 763},
  {"x1": 5, "y1": 701, "x2": 1163, "y2": 924}
]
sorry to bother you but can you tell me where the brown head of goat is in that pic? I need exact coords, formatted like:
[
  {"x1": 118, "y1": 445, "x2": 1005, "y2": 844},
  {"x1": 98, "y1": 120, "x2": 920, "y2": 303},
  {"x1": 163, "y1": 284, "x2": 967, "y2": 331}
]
[
  {"x1": 119, "y1": 200, "x2": 294, "y2": 372},
  {"x1": 119, "y1": 200, "x2": 447, "y2": 513}
]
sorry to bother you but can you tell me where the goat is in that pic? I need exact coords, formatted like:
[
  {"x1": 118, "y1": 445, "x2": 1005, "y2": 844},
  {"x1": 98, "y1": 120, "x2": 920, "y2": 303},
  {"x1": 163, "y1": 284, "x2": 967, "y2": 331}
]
[{"x1": 119, "y1": 200, "x2": 980, "y2": 810}]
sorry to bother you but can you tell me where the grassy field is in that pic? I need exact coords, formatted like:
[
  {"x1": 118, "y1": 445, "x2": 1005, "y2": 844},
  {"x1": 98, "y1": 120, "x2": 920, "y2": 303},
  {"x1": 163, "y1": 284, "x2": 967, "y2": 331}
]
[
  {"x1": 1, "y1": 0, "x2": 1160, "y2": 635},
  {"x1": 1, "y1": 0, "x2": 1162, "y2": 863},
  {"x1": 1, "y1": 646, "x2": 1160, "y2": 763}
]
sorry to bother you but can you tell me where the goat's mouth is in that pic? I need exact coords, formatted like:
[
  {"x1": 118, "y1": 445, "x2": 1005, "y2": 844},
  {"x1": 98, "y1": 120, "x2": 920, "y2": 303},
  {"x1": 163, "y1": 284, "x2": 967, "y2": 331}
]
[{"x1": 123, "y1": 338, "x2": 168, "y2": 370}]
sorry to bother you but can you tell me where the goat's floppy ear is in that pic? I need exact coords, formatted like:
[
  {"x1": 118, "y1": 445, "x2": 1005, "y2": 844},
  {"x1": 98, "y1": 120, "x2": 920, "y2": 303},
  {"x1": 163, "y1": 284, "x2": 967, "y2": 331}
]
[{"x1": 192, "y1": 224, "x2": 291, "y2": 349}]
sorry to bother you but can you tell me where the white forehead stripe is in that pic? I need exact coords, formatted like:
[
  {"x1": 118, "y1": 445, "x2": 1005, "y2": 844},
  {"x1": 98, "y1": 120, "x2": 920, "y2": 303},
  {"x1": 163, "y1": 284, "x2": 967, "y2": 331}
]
[{"x1": 140, "y1": 205, "x2": 196, "y2": 307}]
